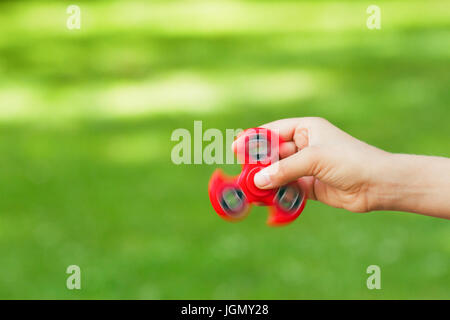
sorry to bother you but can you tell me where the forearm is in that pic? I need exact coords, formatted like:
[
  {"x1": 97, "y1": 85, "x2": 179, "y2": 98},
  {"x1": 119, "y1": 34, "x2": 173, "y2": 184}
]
[{"x1": 370, "y1": 153, "x2": 450, "y2": 219}]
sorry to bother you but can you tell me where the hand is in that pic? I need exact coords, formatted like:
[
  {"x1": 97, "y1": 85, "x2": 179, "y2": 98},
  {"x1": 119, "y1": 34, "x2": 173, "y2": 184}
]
[{"x1": 233, "y1": 117, "x2": 450, "y2": 218}]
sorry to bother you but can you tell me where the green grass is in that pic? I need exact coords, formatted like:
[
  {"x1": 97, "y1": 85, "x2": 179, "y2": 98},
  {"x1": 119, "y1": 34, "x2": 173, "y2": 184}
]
[{"x1": 0, "y1": 0, "x2": 449, "y2": 299}]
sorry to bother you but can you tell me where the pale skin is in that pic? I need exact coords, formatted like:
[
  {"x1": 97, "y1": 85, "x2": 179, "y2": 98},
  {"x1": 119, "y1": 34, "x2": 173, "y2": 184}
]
[{"x1": 234, "y1": 117, "x2": 450, "y2": 219}]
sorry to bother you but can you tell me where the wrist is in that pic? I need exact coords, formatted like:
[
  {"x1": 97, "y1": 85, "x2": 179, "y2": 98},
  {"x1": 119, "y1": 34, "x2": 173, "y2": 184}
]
[
  {"x1": 368, "y1": 153, "x2": 424, "y2": 212},
  {"x1": 369, "y1": 153, "x2": 450, "y2": 217}
]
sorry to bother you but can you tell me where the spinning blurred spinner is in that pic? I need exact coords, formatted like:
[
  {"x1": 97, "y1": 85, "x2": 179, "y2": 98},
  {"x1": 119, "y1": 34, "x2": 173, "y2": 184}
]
[{"x1": 208, "y1": 128, "x2": 307, "y2": 226}]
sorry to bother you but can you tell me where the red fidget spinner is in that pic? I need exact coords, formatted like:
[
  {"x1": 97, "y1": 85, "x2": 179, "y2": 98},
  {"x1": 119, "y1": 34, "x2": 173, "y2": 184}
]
[{"x1": 208, "y1": 128, "x2": 307, "y2": 226}]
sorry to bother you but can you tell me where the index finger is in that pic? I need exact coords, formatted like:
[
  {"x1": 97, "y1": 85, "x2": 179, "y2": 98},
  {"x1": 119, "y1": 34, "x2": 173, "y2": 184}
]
[
  {"x1": 259, "y1": 118, "x2": 303, "y2": 142},
  {"x1": 232, "y1": 118, "x2": 302, "y2": 152},
  {"x1": 260, "y1": 117, "x2": 313, "y2": 152}
]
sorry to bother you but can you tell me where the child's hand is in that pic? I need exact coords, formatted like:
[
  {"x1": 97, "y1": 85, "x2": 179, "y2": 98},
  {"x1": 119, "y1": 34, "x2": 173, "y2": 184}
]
[{"x1": 234, "y1": 117, "x2": 450, "y2": 219}]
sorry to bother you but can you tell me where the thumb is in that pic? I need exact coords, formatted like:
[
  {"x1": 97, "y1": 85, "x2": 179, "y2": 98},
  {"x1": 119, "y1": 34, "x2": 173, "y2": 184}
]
[{"x1": 254, "y1": 147, "x2": 320, "y2": 189}]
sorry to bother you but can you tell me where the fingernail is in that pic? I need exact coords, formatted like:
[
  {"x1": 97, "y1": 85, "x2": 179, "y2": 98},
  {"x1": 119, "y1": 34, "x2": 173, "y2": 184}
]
[{"x1": 254, "y1": 170, "x2": 271, "y2": 189}]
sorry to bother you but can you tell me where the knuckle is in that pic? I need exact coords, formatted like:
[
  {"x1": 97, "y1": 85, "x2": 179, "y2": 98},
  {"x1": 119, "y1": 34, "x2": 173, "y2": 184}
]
[
  {"x1": 306, "y1": 116, "x2": 324, "y2": 122},
  {"x1": 313, "y1": 117, "x2": 329, "y2": 125},
  {"x1": 301, "y1": 117, "x2": 331, "y2": 129}
]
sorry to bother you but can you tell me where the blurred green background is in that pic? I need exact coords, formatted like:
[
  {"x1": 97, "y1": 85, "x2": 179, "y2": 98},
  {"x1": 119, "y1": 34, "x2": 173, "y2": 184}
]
[{"x1": 0, "y1": 0, "x2": 449, "y2": 299}]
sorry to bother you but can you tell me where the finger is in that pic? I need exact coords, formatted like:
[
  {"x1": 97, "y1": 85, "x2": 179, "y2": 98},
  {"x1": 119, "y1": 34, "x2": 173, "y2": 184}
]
[
  {"x1": 254, "y1": 147, "x2": 320, "y2": 189},
  {"x1": 293, "y1": 127, "x2": 309, "y2": 150},
  {"x1": 279, "y1": 141, "x2": 297, "y2": 159},
  {"x1": 297, "y1": 176, "x2": 317, "y2": 200},
  {"x1": 231, "y1": 122, "x2": 300, "y2": 154},
  {"x1": 261, "y1": 119, "x2": 311, "y2": 151},
  {"x1": 232, "y1": 133, "x2": 301, "y2": 159},
  {"x1": 231, "y1": 130, "x2": 246, "y2": 152},
  {"x1": 232, "y1": 117, "x2": 317, "y2": 152},
  {"x1": 259, "y1": 118, "x2": 302, "y2": 142}
]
